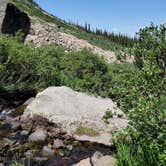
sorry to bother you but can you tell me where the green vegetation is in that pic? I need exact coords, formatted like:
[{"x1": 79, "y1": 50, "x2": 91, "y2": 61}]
[
  {"x1": 114, "y1": 24, "x2": 166, "y2": 166},
  {"x1": 0, "y1": 22, "x2": 165, "y2": 165},
  {"x1": 68, "y1": 21, "x2": 137, "y2": 47},
  {"x1": 102, "y1": 109, "x2": 113, "y2": 124},
  {"x1": 75, "y1": 125, "x2": 99, "y2": 137}
]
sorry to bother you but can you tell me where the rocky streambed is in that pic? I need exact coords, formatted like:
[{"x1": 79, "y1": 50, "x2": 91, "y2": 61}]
[
  {"x1": 0, "y1": 86, "x2": 127, "y2": 166},
  {"x1": 0, "y1": 107, "x2": 115, "y2": 166}
]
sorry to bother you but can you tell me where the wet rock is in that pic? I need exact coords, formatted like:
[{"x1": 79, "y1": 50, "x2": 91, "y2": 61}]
[
  {"x1": 66, "y1": 145, "x2": 73, "y2": 151},
  {"x1": 91, "y1": 151, "x2": 103, "y2": 164},
  {"x1": 42, "y1": 146, "x2": 54, "y2": 156},
  {"x1": 0, "y1": 109, "x2": 13, "y2": 119},
  {"x1": 11, "y1": 121, "x2": 22, "y2": 131},
  {"x1": 53, "y1": 139, "x2": 65, "y2": 149},
  {"x1": 28, "y1": 128, "x2": 47, "y2": 142},
  {"x1": 21, "y1": 130, "x2": 29, "y2": 136},
  {"x1": 93, "y1": 155, "x2": 117, "y2": 166},
  {"x1": 73, "y1": 158, "x2": 91, "y2": 166}
]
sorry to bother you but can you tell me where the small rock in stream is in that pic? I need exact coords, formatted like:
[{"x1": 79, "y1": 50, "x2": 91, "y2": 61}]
[
  {"x1": 66, "y1": 145, "x2": 73, "y2": 151},
  {"x1": 11, "y1": 122, "x2": 22, "y2": 131},
  {"x1": 91, "y1": 151, "x2": 104, "y2": 164},
  {"x1": 21, "y1": 130, "x2": 29, "y2": 136},
  {"x1": 28, "y1": 128, "x2": 47, "y2": 142},
  {"x1": 53, "y1": 139, "x2": 65, "y2": 149},
  {"x1": 42, "y1": 146, "x2": 54, "y2": 156}
]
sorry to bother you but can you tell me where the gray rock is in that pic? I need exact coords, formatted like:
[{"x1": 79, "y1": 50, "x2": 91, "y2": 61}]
[
  {"x1": 93, "y1": 155, "x2": 117, "y2": 166},
  {"x1": 23, "y1": 97, "x2": 35, "y2": 105},
  {"x1": 66, "y1": 145, "x2": 73, "y2": 151},
  {"x1": 42, "y1": 146, "x2": 54, "y2": 156},
  {"x1": 0, "y1": 163, "x2": 4, "y2": 166},
  {"x1": 53, "y1": 139, "x2": 65, "y2": 149},
  {"x1": 21, "y1": 130, "x2": 29, "y2": 136},
  {"x1": 0, "y1": 109, "x2": 13, "y2": 119},
  {"x1": 28, "y1": 128, "x2": 47, "y2": 142},
  {"x1": 73, "y1": 158, "x2": 91, "y2": 166},
  {"x1": 91, "y1": 151, "x2": 104, "y2": 164},
  {"x1": 24, "y1": 86, "x2": 128, "y2": 146},
  {"x1": 11, "y1": 122, "x2": 22, "y2": 131}
]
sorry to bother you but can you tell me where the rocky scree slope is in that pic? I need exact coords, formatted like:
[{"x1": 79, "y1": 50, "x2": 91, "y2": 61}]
[{"x1": 0, "y1": 0, "x2": 133, "y2": 63}]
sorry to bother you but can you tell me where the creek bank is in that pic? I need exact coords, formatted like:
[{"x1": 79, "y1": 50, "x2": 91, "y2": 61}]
[
  {"x1": 0, "y1": 104, "x2": 115, "y2": 166},
  {"x1": 0, "y1": 86, "x2": 127, "y2": 165}
]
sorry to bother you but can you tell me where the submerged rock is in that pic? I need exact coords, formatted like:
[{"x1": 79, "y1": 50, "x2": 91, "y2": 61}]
[{"x1": 23, "y1": 86, "x2": 128, "y2": 146}]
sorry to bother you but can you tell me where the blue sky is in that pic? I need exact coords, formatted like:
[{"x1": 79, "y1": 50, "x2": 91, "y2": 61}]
[{"x1": 35, "y1": 0, "x2": 165, "y2": 36}]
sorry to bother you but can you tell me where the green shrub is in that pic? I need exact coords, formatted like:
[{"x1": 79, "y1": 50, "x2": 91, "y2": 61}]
[
  {"x1": 115, "y1": 24, "x2": 166, "y2": 166},
  {"x1": 116, "y1": 144, "x2": 137, "y2": 166}
]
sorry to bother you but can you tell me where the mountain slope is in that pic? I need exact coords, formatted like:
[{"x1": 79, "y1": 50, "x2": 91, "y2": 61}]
[{"x1": 1, "y1": 0, "x2": 134, "y2": 63}]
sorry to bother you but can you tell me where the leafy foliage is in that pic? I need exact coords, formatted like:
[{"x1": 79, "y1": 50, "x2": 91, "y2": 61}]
[
  {"x1": 134, "y1": 23, "x2": 166, "y2": 70},
  {"x1": 115, "y1": 24, "x2": 166, "y2": 166}
]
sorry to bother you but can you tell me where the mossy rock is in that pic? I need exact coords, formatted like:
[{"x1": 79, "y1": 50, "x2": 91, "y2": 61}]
[
  {"x1": 75, "y1": 126, "x2": 99, "y2": 137},
  {"x1": 9, "y1": 104, "x2": 27, "y2": 117}
]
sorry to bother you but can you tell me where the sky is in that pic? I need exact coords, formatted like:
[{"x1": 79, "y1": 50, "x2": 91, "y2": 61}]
[{"x1": 35, "y1": 0, "x2": 166, "y2": 36}]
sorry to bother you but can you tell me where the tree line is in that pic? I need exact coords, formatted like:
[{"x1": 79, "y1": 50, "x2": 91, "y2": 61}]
[{"x1": 68, "y1": 21, "x2": 137, "y2": 47}]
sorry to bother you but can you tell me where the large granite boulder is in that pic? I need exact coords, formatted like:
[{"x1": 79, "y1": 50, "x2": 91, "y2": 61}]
[{"x1": 23, "y1": 86, "x2": 128, "y2": 146}]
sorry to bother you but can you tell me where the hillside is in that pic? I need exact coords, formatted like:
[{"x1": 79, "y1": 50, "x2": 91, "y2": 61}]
[{"x1": 0, "y1": 0, "x2": 134, "y2": 63}]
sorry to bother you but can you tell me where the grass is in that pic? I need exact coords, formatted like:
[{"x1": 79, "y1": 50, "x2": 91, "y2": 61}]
[{"x1": 75, "y1": 125, "x2": 99, "y2": 137}]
